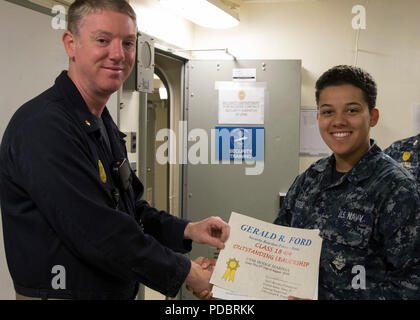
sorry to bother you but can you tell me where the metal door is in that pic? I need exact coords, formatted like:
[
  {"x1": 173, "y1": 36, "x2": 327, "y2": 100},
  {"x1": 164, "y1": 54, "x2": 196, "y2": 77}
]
[{"x1": 181, "y1": 59, "x2": 301, "y2": 299}]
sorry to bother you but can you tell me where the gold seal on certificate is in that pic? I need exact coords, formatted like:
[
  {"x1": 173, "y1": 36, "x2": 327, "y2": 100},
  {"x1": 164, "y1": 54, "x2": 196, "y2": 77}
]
[
  {"x1": 222, "y1": 258, "x2": 240, "y2": 281},
  {"x1": 210, "y1": 212, "x2": 323, "y2": 300}
]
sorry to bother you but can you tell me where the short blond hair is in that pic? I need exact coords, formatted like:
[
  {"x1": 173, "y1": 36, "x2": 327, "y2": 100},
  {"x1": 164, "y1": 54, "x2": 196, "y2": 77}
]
[{"x1": 68, "y1": 0, "x2": 137, "y2": 35}]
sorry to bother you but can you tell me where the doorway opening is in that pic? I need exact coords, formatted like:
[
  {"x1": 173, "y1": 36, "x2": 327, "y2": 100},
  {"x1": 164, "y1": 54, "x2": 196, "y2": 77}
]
[
  {"x1": 120, "y1": 48, "x2": 187, "y2": 300},
  {"x1": 144, "y1": 72, "x2": 170, "y2": 212}
]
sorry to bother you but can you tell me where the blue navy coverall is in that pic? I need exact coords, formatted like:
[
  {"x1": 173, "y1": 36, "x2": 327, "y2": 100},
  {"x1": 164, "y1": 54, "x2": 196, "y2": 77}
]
[
  {"x1": 384, "y1": 133, "x2": 419, "y2": 183},
  {"x1": 275, "y1": 142, "x2": 420, "y2": 299},
  {"x1": 0, "y1": 71, "x2": 191, "y2": 299}
]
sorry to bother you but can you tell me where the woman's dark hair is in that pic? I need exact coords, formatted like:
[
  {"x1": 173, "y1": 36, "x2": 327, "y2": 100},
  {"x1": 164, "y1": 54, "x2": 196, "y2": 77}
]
[{"x1": 315, "y1": 65, "x2": 377, "y2": 111}]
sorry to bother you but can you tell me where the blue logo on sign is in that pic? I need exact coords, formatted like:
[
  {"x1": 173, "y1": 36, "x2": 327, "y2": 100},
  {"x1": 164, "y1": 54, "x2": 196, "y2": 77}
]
[{"x1": 215, "y1": 126, "x2": 264, "y2": 161}]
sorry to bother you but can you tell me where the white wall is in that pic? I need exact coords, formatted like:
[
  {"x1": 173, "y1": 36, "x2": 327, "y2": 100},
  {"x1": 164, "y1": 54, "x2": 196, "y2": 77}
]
[{"x1": 191, "y1": 0, "x2": 420, "y2": 172}]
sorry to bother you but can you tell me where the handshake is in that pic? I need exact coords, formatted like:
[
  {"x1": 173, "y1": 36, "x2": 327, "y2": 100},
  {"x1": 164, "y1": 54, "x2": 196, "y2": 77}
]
[
  {"x1": 183, "y1": 216, "x2": 231, "y2": 300},
  {"x1": 186, "y1": 256, "x2": 217, "y2": 300},
  {"x1": 181, "y1": 212, "x2": 319, "y2": 301}
]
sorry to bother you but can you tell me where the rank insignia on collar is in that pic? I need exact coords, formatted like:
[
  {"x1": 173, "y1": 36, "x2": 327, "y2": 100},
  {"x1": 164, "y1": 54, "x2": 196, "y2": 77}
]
[
  {"x1": 402, "y1": 151, "x2": 411, "y2": 162},
  {"x1": 98, "y1": 160, "x2": 107, "y2": 183},
  {"x1": 414, "y1": 140, "x2": 418, "y2": 146},
  {"x1": 85, "y1": 120, "x2": 91, "y2": 126}
]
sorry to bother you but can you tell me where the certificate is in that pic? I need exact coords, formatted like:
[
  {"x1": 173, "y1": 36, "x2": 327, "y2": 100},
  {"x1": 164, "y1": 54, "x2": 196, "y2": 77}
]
[{"x1": 210, "y1": 212, "x2": 323, "y2": 300}]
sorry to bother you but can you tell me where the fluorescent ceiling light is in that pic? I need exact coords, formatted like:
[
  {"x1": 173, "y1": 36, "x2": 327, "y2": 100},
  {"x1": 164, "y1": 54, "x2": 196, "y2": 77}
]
[{"x1": 160, "y1": 0, "x2": 239, "y2": 29}]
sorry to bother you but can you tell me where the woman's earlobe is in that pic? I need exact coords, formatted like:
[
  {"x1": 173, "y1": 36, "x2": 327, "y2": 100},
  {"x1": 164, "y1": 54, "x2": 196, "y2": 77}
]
[{"x1": 370, "y1": 108, "x2": 380, "y2": 127}]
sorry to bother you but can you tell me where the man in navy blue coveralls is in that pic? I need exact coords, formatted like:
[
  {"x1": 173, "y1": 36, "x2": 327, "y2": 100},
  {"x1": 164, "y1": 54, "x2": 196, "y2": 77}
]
[{"x1": 0, "y1": 0, "x2": 229, "y2": 300}]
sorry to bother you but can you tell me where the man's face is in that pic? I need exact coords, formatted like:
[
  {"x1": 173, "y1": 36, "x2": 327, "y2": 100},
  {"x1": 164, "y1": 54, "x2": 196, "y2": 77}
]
[
  {"x1": 317, "y1": 84, "x2": 379, "y2": 167},
  {"x1": 66, "y1": 10, "x2": 136, "y2": 96}
]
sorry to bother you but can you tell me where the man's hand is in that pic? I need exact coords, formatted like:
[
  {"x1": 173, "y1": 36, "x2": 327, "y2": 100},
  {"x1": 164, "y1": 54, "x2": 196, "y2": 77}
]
[
  {"x1": 194, "y1": 256, "x2": 216, "y2": 270},
  {"x1": 186, "y1": 257, "x2": 217, "y2": 300},
  {"x1": 288, "y1": 296, "x2": 312, "y2": 300},
  {"x1": 184, "y1": 216, "x2": 230, "y2": 250},
  {"x1": 185, "y1": 260, "x2": 213, "y2": 298}
]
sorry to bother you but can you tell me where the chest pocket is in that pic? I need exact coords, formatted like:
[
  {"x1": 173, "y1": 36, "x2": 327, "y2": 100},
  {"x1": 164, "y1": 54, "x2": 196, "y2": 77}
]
[
  {"x1": 289, "y1": 196, "x2": 310, "y2": 228},
  {"x1": 326, "y1": 186, "x2": 375, "y2": 248},
  {"x1": 289, "y1": 187, "x2": 324, "y2": 229},
  {"x1": 318, "y1": 187, "x2": 375, "y2": 287}
]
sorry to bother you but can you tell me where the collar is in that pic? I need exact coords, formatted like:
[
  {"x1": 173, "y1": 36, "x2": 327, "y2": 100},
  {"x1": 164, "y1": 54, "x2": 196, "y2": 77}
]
[
  {"x1": 411, "y1": 133, "x2": 420, "y2": 149},
  {"x1": 54, "y1": 71, "x2": 105, "y2": 135},
  {"x1": 313, "y1": 139, "x2": 382, "y2": 187},
  {"x1": 345, "y1": 140, "x2": 382, "y2": 184},
  {"x1": 54, "y1": 71, "x2": 126, "y2": 159}
]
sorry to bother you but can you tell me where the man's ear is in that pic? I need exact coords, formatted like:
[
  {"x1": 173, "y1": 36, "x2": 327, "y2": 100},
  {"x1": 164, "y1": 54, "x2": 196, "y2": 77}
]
[
  {"x1": 370, "y1": 108, "x2": 379, "y2": 127},
  {"x1": 62, "y1": 30, "x2": 76, "y2": 60}
]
